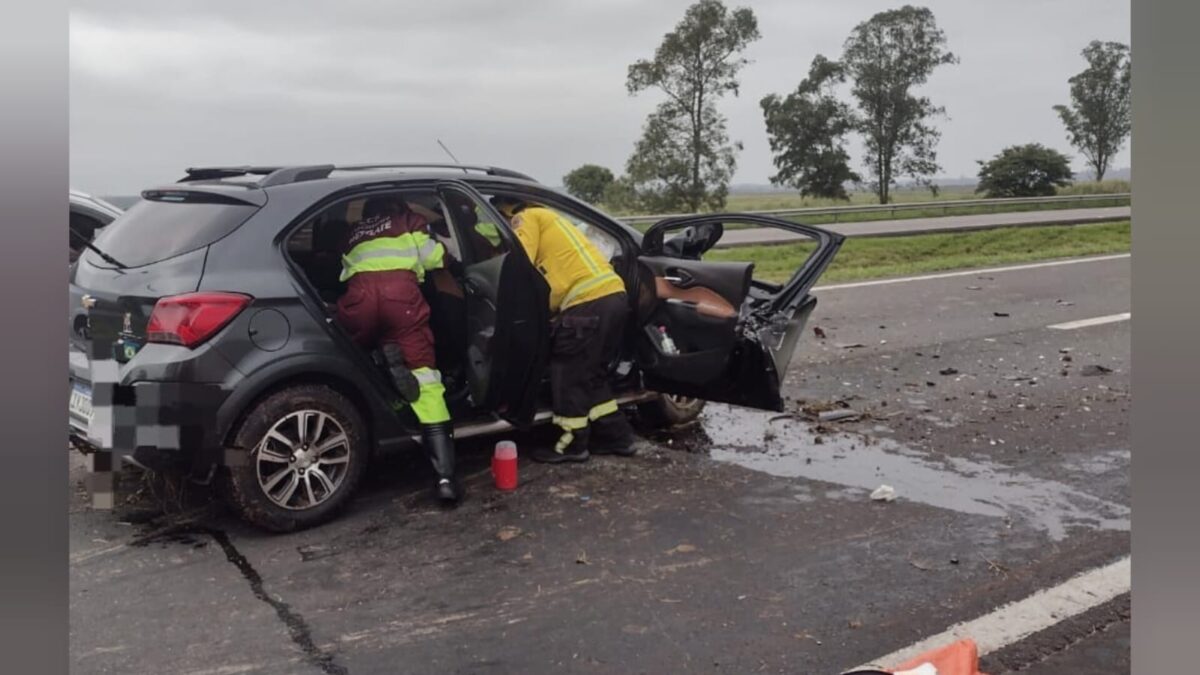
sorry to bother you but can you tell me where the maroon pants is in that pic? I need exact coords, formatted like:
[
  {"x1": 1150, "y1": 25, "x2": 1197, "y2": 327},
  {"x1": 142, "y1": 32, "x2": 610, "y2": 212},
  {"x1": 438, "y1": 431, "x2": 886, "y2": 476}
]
[{"x1": 335, "y1": 270, "x2": 436, "y2": 370}]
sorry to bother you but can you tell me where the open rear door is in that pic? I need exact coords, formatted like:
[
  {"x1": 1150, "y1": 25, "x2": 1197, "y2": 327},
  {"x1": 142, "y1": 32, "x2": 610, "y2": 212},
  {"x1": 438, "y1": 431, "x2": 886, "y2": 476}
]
[
  {"x1": 636, "y1": 214, "x2": 844, "y2": 412},
  {"x1": 436, "y1": 182, "x2": 549, "y2": 428}
]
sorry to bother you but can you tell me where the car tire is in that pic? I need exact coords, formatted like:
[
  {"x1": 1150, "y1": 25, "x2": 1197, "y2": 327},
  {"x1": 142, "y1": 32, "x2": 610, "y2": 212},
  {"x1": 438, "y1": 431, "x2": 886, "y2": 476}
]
[
  {"x1": 637, "y1": 393, "x2": 706, "y2": 429},
  {"x1": 224, "y1": 384, "x2": 368, "y2": 533}
]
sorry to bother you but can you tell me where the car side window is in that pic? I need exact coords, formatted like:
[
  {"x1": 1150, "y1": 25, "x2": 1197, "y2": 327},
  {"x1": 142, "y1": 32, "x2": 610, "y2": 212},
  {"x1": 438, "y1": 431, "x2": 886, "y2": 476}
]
[
  {"x1": 440, "y1": 191, "x2": 509, "y2": 264},
  {"x1": 477, "y1": 191, "x2": 621, "y2": 263},
  {"x1": 285, "y1": 189, "x2": 461, "y2": 302}
]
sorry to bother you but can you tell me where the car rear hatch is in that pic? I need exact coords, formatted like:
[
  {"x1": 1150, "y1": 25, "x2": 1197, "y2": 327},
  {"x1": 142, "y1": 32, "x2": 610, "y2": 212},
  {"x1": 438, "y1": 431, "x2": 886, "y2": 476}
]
[{"x1": 68, "y1": 186, "x2": 265, "y2": 434}]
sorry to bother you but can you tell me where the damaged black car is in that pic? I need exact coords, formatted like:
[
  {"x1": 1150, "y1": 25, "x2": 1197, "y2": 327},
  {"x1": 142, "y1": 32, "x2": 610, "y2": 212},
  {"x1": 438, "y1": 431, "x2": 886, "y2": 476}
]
[{"x1": 67, "y1": 164, "x2": 843, "y2": 531}]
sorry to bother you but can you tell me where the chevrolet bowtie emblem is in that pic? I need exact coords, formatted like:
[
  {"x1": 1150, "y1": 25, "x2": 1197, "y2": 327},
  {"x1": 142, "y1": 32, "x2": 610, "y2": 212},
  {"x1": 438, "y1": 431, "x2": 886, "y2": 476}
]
[{"x1": 81, "y1": 295, "x2": 97, "y2": 309}]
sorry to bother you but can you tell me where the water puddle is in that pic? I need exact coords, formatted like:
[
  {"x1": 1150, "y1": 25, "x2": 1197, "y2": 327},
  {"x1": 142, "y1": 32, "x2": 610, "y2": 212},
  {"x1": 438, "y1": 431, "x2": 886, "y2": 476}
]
[{"x1": 693, "y1": 405, "x2": 1129, "y2": 542}]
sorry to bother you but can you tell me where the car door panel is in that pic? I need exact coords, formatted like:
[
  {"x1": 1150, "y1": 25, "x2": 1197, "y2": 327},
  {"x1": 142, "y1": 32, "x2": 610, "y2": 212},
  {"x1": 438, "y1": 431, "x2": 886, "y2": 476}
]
[
  {"x1": 639, "y1": 256, "x2": 752, "y2": 308},
  {"x1": 634, "y1": 256, "x2": 751, "y2": 384},
  {"x1": 437, "y1": 183, "x2": 549, "y2": 428},
  {"x1": 637, "y1": 214, "x2": 843, "y2": 412}
]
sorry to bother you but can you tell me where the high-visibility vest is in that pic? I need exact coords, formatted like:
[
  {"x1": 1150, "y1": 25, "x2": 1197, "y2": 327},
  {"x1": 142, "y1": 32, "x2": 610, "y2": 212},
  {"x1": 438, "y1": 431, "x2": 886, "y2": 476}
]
[
  {"x1": 511, "y1": 206, "x2": 625, "y2": 313},
  {"x1": 340, "y1": 213, "x2": 446, "y2": 283}
]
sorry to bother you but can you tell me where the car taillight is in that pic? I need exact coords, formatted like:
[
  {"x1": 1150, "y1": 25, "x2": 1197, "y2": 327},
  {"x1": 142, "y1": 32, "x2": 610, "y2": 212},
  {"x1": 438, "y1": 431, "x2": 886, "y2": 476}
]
[{"x1": 147, "y1": 292, "x2": 252, "y2": 348}]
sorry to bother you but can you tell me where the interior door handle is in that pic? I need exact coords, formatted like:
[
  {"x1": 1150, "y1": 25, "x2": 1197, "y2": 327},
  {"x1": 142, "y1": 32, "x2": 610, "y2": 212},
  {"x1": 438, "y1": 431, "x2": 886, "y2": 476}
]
[{"x1": 664, "y1": 269, "x2": 694, "y2": 286}]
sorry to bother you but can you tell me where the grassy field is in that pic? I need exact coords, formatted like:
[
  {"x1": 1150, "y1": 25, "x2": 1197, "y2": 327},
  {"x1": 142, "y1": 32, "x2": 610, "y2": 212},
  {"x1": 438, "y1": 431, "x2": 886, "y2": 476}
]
[{"x1": 705, "y1": 220, "x2": 1131, "y2": 284}]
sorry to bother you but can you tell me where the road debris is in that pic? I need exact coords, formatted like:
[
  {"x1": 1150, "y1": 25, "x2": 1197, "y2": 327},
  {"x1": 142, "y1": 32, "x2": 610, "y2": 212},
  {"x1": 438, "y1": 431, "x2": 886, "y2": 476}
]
[
  {"x1": 965, "y1": 285, "x2": 982, "y2": 291},
  {"x1": 575, "y1": 551, "x2": 590, "y2": 565},
  {"x1": 819, "y1": 409, "x2": 861, "y2": 423},
  {"x1": 497, "y1": 526, "x2": 522, "y2": 541},
  {"x1": 813, "y1": 326, "x2": 827, "y2": 339},
  {"x1": 837, "y1": 342, "x2": 866, "y2": 349},
  {"x1": 870, "y1": 485, "x2": 896, "y2": 502},
  {"x1": 1082, "y1": 364, "x2": 1113, "y2": 377},
  {"x1": 910, "y1": 557, "x2": 936, "y2": 571},
  {"x1": 993, "y1": 311, "x2": 1010, "y2": 318},
  {"x1": 938, "y1": 368, "x2": 959, "y2": 376},
  {"x1": 981, "y1": 554, "x2": 1010, "y2": 576}
]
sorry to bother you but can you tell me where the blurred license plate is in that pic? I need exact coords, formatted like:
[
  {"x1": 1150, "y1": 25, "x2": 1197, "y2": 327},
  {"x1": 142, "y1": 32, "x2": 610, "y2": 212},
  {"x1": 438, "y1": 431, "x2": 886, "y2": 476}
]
[{"x1": 69, "y1": 383, "x2": 93, "y2": 423}]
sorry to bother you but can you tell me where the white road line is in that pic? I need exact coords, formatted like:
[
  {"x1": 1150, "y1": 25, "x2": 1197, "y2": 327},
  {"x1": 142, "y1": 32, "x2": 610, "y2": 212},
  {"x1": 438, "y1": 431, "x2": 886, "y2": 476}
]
[
  {"x1": 813, "y1": 253, "x2": 1130, "y2": 292},
  {"x1": 1048, "y1": 312, "x2": 1131, "y2": 330},
  {"x1": 856, "y1": 555, "x2": 1131, "y2": 671}
]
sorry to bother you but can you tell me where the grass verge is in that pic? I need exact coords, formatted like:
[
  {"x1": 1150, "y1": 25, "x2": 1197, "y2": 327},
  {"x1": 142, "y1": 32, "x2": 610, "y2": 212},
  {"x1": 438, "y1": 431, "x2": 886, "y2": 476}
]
[{"x1": 705, "y1": 220, "x2": 1131, "y2": 284}]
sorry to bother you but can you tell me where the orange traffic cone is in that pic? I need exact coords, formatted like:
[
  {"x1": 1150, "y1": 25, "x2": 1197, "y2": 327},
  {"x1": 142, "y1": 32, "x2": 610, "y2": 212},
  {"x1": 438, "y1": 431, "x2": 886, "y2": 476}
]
[{"x1": 890, "y1": 638, "x2": 988, "y2": 675}]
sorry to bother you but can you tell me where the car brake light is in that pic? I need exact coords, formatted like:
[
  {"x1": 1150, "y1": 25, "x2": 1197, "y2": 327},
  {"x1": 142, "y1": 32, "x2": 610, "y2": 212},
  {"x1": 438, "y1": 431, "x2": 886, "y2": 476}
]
[{"x1": 147, "y1": 292, "x2": 252, "y2": 348}]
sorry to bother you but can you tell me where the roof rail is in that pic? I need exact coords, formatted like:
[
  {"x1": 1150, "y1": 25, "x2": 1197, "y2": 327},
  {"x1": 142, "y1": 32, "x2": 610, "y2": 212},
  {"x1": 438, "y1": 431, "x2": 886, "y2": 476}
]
[
  {"x1": 178, "y1": 166, "x2": 282, "y2": 183},
  {"x1": 259, "y1": 164, "x2": 336, "y2": 187},
  {"x1": 175, "y1": 162, "x2": 535, "y2": 187},
  {"x1": 177, "y1": 164, "x2": 336, "y2": 187},
  {"x1": 335, "y1": 163, "x2": 538, "y2": 183}
]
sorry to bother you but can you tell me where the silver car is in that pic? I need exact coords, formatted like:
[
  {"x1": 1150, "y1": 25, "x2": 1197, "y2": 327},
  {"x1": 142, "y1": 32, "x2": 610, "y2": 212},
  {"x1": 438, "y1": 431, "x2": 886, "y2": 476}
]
[{"x1": 69, "y1": 189, "x2": 124, "y2": 263}]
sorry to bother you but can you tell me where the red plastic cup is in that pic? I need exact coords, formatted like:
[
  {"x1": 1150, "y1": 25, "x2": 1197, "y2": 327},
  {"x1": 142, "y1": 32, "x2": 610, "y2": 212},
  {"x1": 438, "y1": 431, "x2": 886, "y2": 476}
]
[{"x1": 492, "y1": 440, "x2": 518, "y2": 491}]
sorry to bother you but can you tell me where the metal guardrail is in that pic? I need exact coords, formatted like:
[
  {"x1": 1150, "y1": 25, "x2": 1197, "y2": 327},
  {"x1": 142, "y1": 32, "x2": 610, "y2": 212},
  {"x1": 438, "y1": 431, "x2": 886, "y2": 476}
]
[{"x1": 616, "y1": 193, "x2": 1131, "y2": 226}]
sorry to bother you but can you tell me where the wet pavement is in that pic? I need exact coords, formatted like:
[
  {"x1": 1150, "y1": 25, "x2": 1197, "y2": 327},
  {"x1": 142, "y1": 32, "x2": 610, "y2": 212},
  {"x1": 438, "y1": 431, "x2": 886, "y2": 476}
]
[{"x1": 69, "y1": 255, "x2": 1131, "y2": 674}]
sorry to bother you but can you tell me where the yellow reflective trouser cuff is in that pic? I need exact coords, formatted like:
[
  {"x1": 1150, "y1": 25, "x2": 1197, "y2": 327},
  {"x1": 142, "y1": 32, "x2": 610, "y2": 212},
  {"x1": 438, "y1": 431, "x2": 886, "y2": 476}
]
[
  {"x1": 552, "y1": 415, "x2": 589, "y2": 454},
  {"x1": 553, "y1": 415, "x2": 589, "y2": 430},
  {"x1": 409, "y1": 368, "x2": 450, "y2": 424},
  {"x1": 588, "y1": 399, "x2": 618, "y2": 421}
]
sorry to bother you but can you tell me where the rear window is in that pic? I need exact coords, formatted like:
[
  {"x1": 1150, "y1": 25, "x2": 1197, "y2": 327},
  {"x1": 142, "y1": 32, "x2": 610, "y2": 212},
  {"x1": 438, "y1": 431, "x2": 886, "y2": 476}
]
[{"x1": 85, "y1": 192, "x2": 261, "y2": 268}]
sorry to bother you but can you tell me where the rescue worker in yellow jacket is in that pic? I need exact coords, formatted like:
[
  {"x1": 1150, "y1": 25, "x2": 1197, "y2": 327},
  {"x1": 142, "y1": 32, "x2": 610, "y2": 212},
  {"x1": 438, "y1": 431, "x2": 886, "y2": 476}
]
[{"x1": 490, "y1": 195, "x2": 638, "y2": 463}]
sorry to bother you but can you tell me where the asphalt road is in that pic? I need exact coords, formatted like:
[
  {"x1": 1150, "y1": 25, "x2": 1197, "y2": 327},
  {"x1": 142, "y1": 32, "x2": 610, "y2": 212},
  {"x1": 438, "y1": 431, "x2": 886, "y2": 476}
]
[
  {"x1": 68, "y1": 254, "x2": 1131, "y2": 674},
  {"x1": 715, "y1": 206, "x2": 1131, "y2": 247}
]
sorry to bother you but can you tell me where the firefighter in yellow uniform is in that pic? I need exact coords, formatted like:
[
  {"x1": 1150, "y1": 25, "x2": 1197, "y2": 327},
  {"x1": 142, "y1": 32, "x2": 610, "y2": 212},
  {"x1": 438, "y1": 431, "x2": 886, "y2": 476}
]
[{"x1": 490, "y1": 196, "x2": 638, "y2": 463}]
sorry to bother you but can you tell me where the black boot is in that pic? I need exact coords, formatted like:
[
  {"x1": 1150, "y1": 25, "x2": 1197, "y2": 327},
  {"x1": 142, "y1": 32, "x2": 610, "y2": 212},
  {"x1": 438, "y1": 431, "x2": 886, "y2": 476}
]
[
  {"x1": 589, "y1": 412, "x2": 638, "y2": 456},
  {"x1": 420, "y1": 422, "x2": 462, "y2": 504},
  {"x1": 381, "y1": 343, "x2": 420, "y2": 403},
  {"x1": 531, "y1": 426, "x2": 591, "y2": 464}
]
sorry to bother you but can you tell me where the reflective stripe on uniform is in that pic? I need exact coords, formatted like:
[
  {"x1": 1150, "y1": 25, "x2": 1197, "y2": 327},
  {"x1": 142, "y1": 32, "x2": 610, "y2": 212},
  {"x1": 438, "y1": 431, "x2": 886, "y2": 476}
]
[
  {"x1": 554, "y1": 429, "x2": 574, "y2": 454},
  {"x1": 412, "y1": 367, "x2": 442, "y2": 386},
  {"x1": 552, "y1": 414, "x2": 589, "y2": 431},
  {"x1": 340, "y1": 232, "x2": 443, "y2": 281},
  {"x1": 588, "y1": 399, "x2": 618, "y2": 420},
  {"x1": 419, "y1": 239, "x2": 446, "y2": 269},
  {"x1": 561, "y1": 271, "x2": 620, "y2": 309},
  {"x1": 550, "y1": 214, "x2": 602, "y2": 275},
  {"x1": 553, "y1": 415, "x2": 589, "y2": 454}
]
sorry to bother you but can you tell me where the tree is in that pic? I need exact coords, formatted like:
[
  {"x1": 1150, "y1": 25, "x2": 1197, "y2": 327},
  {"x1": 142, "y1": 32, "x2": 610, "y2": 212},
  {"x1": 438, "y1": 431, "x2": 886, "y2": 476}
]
[
  {"x1": 1053, "y1": 41, "x2": 1131, "y2": 182},
  {"x1": 625, "y1": 0, "x2": 760, "y2": 212},
  {"x1": 761, "y1": 55, "x2": 861, "y2": 200},
  {"x1": 562, "y1": 164, "x2": 615, "y2": 204},
  {"x1": 841, "y1": 5, "x2": 958, "y2": 203},
  {"x1": 975, "y1": 144, "x2": 1074, "y2": 198},
  {"x1": 601, "y1": 175, "x2": 641, "y2": 214}
]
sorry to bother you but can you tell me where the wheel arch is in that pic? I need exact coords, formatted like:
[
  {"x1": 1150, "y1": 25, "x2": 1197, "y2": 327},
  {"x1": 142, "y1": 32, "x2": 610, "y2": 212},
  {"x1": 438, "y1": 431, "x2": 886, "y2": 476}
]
[{"x1": 214, "y1": 357, "x2": 406, "y2": 462}]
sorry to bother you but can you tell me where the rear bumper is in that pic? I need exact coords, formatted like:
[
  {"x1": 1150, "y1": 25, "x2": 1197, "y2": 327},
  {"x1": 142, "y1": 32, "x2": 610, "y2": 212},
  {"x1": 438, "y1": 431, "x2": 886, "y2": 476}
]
[{"x1": 68, "y1": 378, "x2": 232, "y2": 472}]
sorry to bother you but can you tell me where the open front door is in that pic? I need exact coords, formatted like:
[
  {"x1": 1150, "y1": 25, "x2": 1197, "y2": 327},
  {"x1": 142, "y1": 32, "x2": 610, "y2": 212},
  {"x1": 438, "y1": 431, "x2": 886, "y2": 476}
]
[
  {"x1": 437, "y1": 182, "x2": 549, "y2": 428},
  {"x1": 636, "y1": 214, "x2": 844, "y2": 412}
]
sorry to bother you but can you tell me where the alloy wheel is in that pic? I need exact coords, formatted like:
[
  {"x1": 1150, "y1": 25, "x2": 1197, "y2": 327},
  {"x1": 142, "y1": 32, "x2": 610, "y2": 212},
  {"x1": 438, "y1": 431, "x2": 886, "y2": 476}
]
[{"x1": 255, "y1": 410, "x2": 351, "y2": 510}]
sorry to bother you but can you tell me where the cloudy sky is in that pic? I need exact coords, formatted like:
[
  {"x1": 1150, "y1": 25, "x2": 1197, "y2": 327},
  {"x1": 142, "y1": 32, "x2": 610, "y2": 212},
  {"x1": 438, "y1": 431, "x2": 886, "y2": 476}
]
[{"x1": 70, "y1": 0, "x2": 1131, "y2": 196}]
